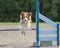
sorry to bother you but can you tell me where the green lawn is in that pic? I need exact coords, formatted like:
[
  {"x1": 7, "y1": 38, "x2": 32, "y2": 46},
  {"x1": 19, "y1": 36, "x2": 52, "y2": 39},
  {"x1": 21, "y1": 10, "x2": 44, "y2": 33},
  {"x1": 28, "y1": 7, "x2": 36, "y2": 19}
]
[
  {"x1": 0, "y1": 22, "x2": 60, "y2": 25},
  {"x1": 0, "y1": 22, "x2": 46, "y2": 25},
  {"x1": 0, "y1": 22, "x2": 20, "y2": 25}
]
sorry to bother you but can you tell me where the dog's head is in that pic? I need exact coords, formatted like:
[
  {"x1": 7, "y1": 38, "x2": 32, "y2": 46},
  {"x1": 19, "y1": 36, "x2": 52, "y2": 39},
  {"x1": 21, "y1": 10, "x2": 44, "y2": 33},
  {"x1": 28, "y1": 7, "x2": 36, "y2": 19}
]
[{"x1": 20, "y1": 12, "x2": 32, "y2": 23}]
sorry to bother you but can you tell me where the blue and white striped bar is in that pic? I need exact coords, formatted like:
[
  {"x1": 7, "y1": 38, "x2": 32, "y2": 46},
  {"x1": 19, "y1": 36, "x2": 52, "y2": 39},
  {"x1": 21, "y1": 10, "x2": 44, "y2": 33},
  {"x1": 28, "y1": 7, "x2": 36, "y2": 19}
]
[
  {"x1": 39, "y1": 30, "x2": 57, "y2": 34},
  {"x1": 0, "y1": 28, "x2": 36, "y2": 31},
  {"x1": 39, "y1": 37, "x2": 57, "y2": 41},
  {"x1": 39, "y1": 13, "x2": 57, "y2": 28}
]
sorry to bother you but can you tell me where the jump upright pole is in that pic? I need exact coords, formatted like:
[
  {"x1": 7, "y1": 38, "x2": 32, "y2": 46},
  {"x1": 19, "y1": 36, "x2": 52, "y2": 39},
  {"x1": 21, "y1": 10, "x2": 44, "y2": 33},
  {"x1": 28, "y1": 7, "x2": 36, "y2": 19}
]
[{"x1": 36, "y1": 0, "x2": 39, "y2": 43}]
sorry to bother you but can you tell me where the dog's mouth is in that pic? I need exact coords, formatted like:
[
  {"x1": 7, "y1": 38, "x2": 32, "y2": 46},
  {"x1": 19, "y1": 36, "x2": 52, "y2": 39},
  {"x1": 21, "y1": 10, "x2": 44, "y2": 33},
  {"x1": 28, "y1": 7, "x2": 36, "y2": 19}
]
[{"x1": 24, "y1": 21, "x2": 28, "y2": 23}]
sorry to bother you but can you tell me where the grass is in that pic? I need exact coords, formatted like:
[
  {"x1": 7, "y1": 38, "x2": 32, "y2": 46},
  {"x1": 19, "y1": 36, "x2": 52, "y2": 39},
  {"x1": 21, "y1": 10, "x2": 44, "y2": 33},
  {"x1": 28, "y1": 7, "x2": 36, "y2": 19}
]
[
  {"x1": 0, "y1": 22, "x2": 45, "y2": 25},
  {"x1": 0, "y1": 22, "x2": 20, "y2": 25},
  {"x1": 0, "y1": 22, "x2": 46, "y2": 25},
  {"x1": 0, "y1": 22, "x2": 60, "y2": 25}
]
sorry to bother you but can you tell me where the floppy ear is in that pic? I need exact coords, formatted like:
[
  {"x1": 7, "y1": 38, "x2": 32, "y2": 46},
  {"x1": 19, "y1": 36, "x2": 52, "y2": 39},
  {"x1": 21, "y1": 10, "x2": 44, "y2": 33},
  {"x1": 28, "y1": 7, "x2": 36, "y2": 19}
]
[
  {"x1": 28, "y1": 12, "x2": 32, "y2": 16},
  {"x1": 27, "y1": 12, "x2": 32, "y2": 20},
  {"x1": 20, "y1": 12, "x2": 24, "y2": 16},
  {"x1": 20, "y1": 12, "x2": 24, "y2": 20}
]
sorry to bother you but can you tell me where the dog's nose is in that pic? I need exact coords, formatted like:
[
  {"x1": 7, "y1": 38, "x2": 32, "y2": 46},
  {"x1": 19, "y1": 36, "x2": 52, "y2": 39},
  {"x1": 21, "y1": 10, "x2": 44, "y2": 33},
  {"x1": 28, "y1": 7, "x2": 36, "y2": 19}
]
[{"x1": 25, "y1": 19, "x2": 26, "y2": 21}]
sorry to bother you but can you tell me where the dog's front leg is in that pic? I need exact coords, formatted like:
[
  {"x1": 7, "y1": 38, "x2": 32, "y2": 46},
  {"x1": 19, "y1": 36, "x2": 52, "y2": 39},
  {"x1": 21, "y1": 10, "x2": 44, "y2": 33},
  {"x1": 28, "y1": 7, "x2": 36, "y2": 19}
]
[
  {"x1": 22, "y1": 30, "x2": 26, "y2": 35},
  {"x1": 22, "y1": 30, "x2": 23, "y2": 34},
  {"x1": 24, "y1": 30, "x2": 26, "y2": 35}
]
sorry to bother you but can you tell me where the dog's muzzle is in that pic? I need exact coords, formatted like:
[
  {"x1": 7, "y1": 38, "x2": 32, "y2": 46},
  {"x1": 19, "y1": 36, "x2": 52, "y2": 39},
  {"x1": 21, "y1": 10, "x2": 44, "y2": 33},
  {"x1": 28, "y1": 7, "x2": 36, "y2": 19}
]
[{"x1": 22, "y1": 19, "x2": 28, "y2": 23}]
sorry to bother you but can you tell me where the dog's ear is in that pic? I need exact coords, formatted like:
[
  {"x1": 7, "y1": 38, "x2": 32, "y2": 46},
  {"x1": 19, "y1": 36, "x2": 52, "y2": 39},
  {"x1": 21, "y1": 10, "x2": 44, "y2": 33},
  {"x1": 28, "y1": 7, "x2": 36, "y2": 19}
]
[
  {"x1": 20, "y1": 12, "x2": 24, "y2": 19},
  {"x1": 27, "y1": 12, "x2": 32, "y2": 20},
  {"x1": 20, "y1": 12, "x2": 24, "y2": 16},
  {"x1": 28, "y1": 12, "x2": 32, "y2": 16}
]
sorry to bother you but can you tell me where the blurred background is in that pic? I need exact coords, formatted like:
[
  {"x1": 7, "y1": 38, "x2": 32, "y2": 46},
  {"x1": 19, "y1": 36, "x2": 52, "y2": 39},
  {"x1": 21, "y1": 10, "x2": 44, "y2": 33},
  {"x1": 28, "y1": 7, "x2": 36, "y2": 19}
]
[{"x1": 0, "y1": 0, "x2": 60, "y2": 22}]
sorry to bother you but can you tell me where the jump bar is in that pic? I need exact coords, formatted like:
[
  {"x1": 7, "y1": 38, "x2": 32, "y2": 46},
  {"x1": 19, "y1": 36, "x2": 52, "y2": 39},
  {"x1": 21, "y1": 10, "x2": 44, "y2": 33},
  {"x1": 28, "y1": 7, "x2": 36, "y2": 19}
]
[
  {"x1": 19, "y1": 28, "x2": 36, "y2": 30},
  {"x1": 0, "y1": 28, "x2": 36, "y2": 31}
]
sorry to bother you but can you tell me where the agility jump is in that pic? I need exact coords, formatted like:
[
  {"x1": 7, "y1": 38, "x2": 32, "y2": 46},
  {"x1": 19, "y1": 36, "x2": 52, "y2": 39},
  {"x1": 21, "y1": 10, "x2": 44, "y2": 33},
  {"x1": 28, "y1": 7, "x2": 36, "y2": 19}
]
[{"x1": 36, "y1": 0, "x2": 60, "y2": 47}]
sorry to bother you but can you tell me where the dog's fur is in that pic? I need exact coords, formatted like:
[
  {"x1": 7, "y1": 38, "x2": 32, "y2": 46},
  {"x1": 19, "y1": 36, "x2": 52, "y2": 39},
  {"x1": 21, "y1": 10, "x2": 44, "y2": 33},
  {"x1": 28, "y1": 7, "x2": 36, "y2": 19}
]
[{"x1": 20, "y1": 12, "x2": 32, "y2": 35}]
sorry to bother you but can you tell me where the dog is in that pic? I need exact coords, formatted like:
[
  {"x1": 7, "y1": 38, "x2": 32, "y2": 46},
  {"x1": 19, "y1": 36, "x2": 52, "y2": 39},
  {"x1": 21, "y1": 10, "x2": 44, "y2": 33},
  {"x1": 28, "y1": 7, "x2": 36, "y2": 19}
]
[{"x1": 20, "y1": 12, "x2": 32, "y2": 35}]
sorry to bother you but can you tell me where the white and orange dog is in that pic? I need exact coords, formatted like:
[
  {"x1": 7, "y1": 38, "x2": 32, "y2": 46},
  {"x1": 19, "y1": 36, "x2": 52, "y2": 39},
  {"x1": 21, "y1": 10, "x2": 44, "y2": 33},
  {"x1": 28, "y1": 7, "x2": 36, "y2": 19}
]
[{"x1": 20, "y1": 12, "x2": 32, "y2": 35}]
